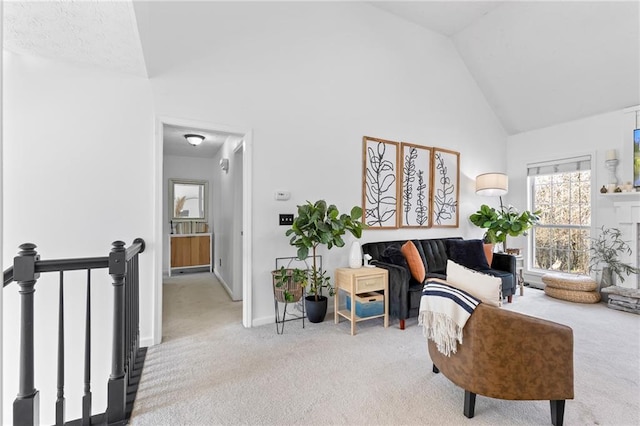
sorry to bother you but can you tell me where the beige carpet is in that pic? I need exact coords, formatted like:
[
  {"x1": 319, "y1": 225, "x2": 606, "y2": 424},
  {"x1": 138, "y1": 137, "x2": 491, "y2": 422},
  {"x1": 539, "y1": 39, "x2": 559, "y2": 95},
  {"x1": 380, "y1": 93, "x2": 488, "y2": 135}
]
[{"x1": 130, "y1": 273, "x2": 640, "y2": 426}]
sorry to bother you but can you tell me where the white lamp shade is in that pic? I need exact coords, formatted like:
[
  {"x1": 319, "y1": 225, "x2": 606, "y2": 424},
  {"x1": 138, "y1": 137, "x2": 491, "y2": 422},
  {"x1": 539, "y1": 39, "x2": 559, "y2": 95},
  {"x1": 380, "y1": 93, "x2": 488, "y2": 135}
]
[{"x1": 476, "y1": 173, "x2": 508, "y2": 196}]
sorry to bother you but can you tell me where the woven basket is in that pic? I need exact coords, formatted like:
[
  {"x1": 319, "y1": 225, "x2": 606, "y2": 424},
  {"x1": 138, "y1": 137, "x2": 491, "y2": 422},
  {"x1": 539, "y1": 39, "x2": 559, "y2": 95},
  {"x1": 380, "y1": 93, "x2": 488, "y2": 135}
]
[
  {"x1": 542, "y1": 273, "x2": 597, "y2": 292},
  {"x1": 272, "y1": 270, "x2": 303, "y2": 303},
  {"x1": 544, "y1": 286, "x2": 600, "y2": 304}
]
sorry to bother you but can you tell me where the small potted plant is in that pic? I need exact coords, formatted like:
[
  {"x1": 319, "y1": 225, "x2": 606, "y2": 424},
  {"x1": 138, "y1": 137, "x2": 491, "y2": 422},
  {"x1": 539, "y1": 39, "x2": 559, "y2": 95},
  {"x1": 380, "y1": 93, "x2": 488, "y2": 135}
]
[
  {"x1": 469, "y1": 204, "x2": 540, "y2": 251},
  {"x1": 588, "y1": 226, "x2": 640, "y2": 292},
  {"x1": 271, "y1": 267, "x2": 307, "y2": 303},
  {"x1": 285, "y1": 200, "x2": 364, "y2": 323}
]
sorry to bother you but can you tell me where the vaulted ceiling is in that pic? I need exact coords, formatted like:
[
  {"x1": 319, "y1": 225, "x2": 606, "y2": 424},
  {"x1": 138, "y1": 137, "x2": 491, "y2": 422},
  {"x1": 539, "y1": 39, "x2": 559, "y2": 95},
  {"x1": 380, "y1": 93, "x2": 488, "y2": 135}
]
[
  {"x1": 4, "y1": 1, "x2": 639, "y2": 136},
  {"x1": 370, "y1": 1, "x2": 640, "y2": 134}
]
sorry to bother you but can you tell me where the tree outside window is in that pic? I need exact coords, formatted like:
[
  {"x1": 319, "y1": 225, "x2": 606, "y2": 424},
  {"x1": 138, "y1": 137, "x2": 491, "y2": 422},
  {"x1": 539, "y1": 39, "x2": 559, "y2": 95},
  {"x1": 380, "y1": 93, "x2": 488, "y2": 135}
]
[{"x1": 529, "y1": 159, "x2": 591, "y2": 274}]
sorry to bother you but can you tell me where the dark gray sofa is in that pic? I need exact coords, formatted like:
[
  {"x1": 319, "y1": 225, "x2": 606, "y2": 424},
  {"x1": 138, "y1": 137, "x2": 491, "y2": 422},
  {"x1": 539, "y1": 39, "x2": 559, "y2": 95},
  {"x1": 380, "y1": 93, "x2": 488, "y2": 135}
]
[{"x1": 362, "y1": 238, "x2": 516, "y2": 330}]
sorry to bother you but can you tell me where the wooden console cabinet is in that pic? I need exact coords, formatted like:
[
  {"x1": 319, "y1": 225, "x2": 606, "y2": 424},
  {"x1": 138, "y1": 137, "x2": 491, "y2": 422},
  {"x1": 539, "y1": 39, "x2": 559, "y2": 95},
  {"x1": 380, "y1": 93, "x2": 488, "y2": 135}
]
[{"x1": 169, "y1": 233, "x2": 212, "y2": 276}]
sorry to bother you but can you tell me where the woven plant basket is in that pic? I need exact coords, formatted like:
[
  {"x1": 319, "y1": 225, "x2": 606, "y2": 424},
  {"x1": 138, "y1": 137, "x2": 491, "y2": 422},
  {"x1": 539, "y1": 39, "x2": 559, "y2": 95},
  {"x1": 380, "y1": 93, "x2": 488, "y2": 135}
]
[
  {"x1": 272, "y1": 270, "x2": 303, "y2": 303},
  {"x1": 542, "y1": 273, "x2": 597, "y2": 291},
  {"x1": 544, "y1": 286, "x2": 600, "y2": 304}
]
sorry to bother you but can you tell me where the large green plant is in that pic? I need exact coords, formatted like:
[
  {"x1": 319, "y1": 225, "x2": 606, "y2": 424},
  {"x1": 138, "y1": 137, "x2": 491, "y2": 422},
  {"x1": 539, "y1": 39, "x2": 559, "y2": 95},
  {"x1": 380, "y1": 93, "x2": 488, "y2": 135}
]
[
  {"x1": 469, "y1": 204, "x2": 540, "y2": 245},
  {"x1": 285, "y1": 200, "x2": 364, "y2": 301},
  {"x1": 589, "y1": 226, "x2": 640, "y2": 283}
]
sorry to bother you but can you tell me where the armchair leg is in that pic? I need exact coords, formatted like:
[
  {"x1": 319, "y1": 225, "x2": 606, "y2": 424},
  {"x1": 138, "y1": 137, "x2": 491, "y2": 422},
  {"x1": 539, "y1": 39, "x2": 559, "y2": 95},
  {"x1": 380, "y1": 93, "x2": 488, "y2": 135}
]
[
  {"x1": 432, "y1": 364, "x2": 439, "y2": 374},
  {"x1": 399, "y1": 319, "x2": 405, "y2": 330},
  {"x1": 550, "y1": 400, "x2": 565, "y2": 426},
  {"x1": 463, "y1": 390, "x2": 476, "y2": 418}
]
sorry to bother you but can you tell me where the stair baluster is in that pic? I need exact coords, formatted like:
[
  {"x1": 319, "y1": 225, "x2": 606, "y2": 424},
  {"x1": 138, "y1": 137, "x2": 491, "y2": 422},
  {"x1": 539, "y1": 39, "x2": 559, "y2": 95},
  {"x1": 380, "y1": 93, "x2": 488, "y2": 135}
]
[
  {"x1": 3, "y1": 238, "x2": 146, "y2": 426},
  {"x1": 56, "y1": 271, "x2": 66, "y2": 426}
]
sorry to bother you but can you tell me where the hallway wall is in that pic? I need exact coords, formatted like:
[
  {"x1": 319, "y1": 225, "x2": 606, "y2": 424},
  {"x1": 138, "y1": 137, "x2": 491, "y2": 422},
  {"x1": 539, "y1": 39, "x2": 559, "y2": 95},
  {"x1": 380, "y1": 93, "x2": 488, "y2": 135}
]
[{"x1": 211, "y1": 136, "x2": 244, "y2": 300}]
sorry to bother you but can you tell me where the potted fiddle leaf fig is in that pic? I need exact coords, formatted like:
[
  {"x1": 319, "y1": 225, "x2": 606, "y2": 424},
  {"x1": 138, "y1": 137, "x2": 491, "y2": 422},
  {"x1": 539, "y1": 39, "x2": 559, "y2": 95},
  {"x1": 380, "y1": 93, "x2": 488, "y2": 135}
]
[
  {"x1": 285, "y1": 200, "x2": 364, "y2": 323},
  {"x1": 470, "y1": 204, "x2": 540, "y2": 249},
  {"x1": 589, "y1": 226, "x2": 640, "y2": 290}
]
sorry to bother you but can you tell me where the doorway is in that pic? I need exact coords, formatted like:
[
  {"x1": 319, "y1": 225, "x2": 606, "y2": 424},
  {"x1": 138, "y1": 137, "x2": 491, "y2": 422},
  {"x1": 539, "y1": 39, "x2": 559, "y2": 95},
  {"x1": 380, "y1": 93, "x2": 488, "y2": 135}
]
[{"x1": 153, "y1": 116, "x2": 253, "y2": 345}]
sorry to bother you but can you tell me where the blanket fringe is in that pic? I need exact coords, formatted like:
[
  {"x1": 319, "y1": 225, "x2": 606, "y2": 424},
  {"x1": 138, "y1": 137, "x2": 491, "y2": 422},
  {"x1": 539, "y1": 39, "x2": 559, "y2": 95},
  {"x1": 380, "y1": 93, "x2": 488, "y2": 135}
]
[{"x1": 419, "y1": 310, "x2": 464, "y2": 357}]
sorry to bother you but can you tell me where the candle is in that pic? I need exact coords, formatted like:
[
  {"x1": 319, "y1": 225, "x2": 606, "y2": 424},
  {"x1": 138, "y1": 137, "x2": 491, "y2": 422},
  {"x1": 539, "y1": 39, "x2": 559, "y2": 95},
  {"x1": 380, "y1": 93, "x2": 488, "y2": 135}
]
[{"x1": 606, "y1": 149, "x2": 617, "y2": 160}]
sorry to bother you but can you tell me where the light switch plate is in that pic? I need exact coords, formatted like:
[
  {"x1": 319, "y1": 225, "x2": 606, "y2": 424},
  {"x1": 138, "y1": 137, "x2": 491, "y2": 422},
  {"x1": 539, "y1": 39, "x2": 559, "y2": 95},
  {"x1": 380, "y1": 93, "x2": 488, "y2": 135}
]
[{"x1": 279, "y1": 214, "x2": 294, "y2": 226}]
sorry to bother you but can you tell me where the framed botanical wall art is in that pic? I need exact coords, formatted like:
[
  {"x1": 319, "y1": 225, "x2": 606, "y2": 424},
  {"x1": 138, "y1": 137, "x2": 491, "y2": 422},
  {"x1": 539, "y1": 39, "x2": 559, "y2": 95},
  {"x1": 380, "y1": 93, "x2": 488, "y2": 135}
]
[
  {"x1": 362, "y1": 136, "x2": 399, "y2": 229},
  {"x1": 431, "y1": 147, "x2": 460, "y2": 228},
  {"x1": 399, "y1": 142, "x2": 432, "y2": 228}
]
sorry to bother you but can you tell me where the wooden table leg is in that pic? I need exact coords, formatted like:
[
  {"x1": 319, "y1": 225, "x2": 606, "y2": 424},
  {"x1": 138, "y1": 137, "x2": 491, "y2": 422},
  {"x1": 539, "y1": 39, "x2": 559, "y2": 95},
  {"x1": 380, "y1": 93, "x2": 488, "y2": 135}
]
[
  {"x1": 519, "y1": 270, "x2": 525, "y2": 296},
  {"x1": 334, "y1": 289, "x2": 339, "y2": 324}
]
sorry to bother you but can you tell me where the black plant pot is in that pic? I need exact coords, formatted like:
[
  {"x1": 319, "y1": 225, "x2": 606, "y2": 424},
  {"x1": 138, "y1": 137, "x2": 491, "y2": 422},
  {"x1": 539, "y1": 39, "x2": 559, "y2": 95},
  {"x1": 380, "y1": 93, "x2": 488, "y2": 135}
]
[{"x1": 305, "y1": 295, "x2": 328, "y2": 323}]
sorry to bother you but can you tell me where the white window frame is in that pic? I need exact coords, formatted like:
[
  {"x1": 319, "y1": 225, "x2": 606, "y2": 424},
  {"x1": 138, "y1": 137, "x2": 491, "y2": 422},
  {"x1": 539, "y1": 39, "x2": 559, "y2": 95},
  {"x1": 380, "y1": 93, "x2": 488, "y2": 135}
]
[{"x1": 527, "y1": 153, "x2": 596, "y2": 276}]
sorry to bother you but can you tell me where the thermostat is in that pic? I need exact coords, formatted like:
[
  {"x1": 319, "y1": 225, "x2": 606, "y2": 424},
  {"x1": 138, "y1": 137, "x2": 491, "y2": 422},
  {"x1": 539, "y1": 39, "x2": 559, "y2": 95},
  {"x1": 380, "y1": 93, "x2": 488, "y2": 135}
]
[{"x1": 275, "y1": 191, "x2": 291, "y2": 201}]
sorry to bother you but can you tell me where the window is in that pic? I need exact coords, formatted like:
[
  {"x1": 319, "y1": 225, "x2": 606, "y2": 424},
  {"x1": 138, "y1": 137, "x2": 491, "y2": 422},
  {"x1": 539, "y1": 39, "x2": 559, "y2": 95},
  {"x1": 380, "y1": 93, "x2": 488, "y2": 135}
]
[{"x1": 528, "y1": 156, "x2": 591, "y2": 274}]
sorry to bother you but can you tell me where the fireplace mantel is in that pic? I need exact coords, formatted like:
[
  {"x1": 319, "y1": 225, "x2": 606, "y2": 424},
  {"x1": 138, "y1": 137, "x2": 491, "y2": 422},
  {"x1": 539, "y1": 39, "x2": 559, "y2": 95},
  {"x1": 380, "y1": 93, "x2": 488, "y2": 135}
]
[
  {"x1": 601, "y1": 192, "x2": 640, "y2": 224},
  {"x1": 607, "y1": 193, "x2": 640, "y2": 289},
  {"x1": 601, "y1": 191, "x2": 640, "y2": 202}
]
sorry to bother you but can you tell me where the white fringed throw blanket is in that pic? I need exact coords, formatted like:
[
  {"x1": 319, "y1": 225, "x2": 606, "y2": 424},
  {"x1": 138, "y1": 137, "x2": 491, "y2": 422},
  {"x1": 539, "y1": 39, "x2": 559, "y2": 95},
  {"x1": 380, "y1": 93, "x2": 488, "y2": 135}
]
[{"x1": 418, "y1": 279, "x2": 480, "y2": 357}]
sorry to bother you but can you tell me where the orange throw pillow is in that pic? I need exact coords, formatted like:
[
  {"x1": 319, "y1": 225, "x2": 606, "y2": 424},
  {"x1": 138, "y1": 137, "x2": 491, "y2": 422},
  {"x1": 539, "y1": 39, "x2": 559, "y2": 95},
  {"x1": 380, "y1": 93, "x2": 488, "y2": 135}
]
[{"x1": 401, "y1": 240, "x2": 426, "y2": 283}]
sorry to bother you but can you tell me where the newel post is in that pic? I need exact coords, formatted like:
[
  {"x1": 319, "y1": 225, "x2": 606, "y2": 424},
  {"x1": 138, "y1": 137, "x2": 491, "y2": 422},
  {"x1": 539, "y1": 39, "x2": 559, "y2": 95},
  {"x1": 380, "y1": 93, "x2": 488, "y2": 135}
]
[
  {"x1": 107, "y1": 241, "x2": 126, "y2": 424},
  {"x1": 13, "y1": 243, "x2": 40, "y2": 426}
]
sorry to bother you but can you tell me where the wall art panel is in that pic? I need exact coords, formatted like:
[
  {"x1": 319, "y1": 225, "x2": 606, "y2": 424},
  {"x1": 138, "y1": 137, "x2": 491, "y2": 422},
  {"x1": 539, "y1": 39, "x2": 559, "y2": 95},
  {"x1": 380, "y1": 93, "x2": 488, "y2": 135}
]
[
  {"x1": 362, "y1": 136, "x2": 399, "y2": 229},
  {"x1": 400, "y1": 142, "x2": 432, "y2": 228},
  {"x1": 431, "y1": 147, "x2": 460, "y2": 228}
]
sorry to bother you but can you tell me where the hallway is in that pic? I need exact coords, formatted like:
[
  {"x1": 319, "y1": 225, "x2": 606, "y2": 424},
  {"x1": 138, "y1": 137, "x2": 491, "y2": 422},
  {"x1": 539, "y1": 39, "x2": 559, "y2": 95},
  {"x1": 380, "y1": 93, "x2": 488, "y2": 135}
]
[
  {"x1": 161, "y1": 272, "x2": 242, "y2": 342},
  {"x1": 130, "y1": 272, "x2": 242, "y2": 423}
]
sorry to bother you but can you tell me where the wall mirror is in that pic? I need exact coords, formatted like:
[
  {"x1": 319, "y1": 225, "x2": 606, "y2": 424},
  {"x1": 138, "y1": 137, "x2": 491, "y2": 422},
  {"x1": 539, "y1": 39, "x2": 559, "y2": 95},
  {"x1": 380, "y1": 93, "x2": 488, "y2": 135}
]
[{"x1": 169, "y1": 178, "x2": 208, "y2": 222}]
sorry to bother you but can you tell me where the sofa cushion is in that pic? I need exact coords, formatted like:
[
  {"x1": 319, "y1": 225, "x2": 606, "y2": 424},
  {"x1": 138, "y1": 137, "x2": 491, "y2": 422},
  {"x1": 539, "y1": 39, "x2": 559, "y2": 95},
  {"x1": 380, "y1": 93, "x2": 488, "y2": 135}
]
[
  {"x1": 416, "y1": 239, "x2": 452, "y2": 274},
  {"x1": 446, "y1": 239, "x2": 490, "y2": 271},
  {"x1": 446, "y1": 260, "x2": 502, "y2": 307},
  {"x1": 381, "y1": 244, "x2": 408, "y2": 269},
  {"x1": 401, "y1": 240, "x2": 426, "y2": 283}
]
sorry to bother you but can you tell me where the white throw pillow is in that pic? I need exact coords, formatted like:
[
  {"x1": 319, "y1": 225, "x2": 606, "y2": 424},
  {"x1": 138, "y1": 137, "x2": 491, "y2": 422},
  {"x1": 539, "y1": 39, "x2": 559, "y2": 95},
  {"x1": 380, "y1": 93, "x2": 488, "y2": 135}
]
[{"x1": 446, "y1": 260, "x2": 502, "y2": 307}]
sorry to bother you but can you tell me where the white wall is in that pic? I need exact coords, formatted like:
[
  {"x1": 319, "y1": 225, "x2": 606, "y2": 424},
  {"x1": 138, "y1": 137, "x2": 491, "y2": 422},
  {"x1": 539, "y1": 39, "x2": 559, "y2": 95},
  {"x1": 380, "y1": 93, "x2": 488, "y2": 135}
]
[
  {"x1": 1, "y1": 3, "x2": 4, "y2": 419},
  {"x1": 162, "y1": 154, "x2": 216, "y2": 274},
  {"x1": 211, "y1": 136, "x2": 244, "y2": 300},
  {"x1": 506, "y1": 108, "x2": 637, "y2": 286},
  {"x1": 138, "y1": 2, "x2": 508, "y2": 326},
  {"x1": 2, "y1": 52, "x2": 154, "y2": 424}
]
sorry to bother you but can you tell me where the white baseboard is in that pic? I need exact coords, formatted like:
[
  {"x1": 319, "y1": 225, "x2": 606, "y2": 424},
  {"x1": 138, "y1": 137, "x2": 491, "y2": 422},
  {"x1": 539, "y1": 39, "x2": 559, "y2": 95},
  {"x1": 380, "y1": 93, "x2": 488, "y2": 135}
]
[
  {"x1": 252, "y1": 304, "x2": 337, "y2": 328},
  {"x1": 524, "y1": 273, "x2": 545, "y2": 289},
  {"x1": 252, "y1": 315, "x2": 275, "y2": 327},
  {"x1": 141, "y1": 335, "x2": 155, "y2": 347},
  {"x1": 214, "y1": 270, "x2": 235, "y2": 299}
]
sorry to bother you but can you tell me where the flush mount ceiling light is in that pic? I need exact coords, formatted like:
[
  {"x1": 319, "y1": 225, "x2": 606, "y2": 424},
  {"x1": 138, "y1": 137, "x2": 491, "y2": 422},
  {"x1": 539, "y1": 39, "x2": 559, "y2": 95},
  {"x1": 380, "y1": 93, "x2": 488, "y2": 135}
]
[
  {"x1": 184, "y1": 134, "x2": 205, "y2": 146},
  {"x1": 475, "y1": 172, "x2": 508, "y2": 196}
]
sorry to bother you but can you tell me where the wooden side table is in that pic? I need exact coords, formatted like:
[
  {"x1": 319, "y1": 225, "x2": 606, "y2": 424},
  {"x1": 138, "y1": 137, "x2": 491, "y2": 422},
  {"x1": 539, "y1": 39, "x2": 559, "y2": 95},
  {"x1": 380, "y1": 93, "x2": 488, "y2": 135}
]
[
  {"x1": 515, "y1": 255, "x2": 525, "y2": 296},
  {"x1": 334, "y1": 267, "x2": 389, "y2": 335}
]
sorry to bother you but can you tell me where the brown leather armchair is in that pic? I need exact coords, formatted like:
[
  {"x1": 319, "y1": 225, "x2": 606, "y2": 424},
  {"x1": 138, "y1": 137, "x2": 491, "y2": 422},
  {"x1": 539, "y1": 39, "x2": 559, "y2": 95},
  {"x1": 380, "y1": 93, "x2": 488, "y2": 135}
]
[{"x1": 428, "y1": 304, "x2": 574, "y2": 426}]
